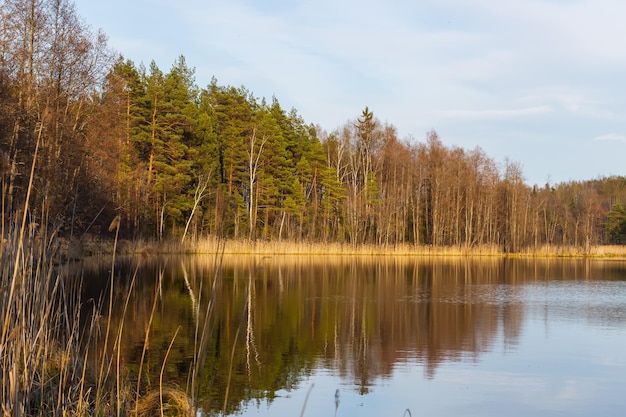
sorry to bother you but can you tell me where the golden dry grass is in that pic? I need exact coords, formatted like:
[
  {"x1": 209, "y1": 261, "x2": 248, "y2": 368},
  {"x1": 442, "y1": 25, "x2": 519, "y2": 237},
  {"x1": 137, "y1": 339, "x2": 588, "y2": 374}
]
[
  {"x1": 175, "y1": 237, "x2": 626, "y2": 259},
  {"x1": 133, "y1": 387, "x2": 192, "y2": 417},
  {"x1": 89, "y1": 234, "x2": 626, "y2": 260},
  {"x1": 187, "y1": 238, "x2": 502, "y2": 256}
]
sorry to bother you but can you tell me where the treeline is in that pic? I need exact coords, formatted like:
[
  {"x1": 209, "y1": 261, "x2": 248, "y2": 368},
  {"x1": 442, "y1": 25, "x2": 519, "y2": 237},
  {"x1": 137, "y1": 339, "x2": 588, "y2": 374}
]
[{"x1": 2, "y1": 0, "x2": 626, "y2": 249}]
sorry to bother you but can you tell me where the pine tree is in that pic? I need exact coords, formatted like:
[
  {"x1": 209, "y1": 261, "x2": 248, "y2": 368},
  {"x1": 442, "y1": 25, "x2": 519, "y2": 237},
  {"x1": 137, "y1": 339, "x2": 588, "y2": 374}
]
[
  {"x1": 605, "y1": 202, "x2": 626, "y2": 244},
  {"x1": 97, "y1": 58, "x2": 146, "y2": 233},
  {"x1": 206, "y1": 80, "x2": 255, "y2": 238},
  {"x1": 257, "y1": 98, "x2": 294, "y2": 239}
]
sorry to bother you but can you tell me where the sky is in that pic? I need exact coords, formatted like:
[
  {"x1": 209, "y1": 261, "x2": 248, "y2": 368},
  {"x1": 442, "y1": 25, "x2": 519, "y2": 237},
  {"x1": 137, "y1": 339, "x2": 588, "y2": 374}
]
[{"x1": 73, "y1": 0, "x2": 626, "y2": 186}]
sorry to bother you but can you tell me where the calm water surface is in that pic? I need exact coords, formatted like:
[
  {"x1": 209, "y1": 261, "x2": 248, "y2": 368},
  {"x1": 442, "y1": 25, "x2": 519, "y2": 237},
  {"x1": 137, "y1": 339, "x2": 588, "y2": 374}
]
[{"x1": 82, "y1": 256, "x2": 626, "y2": 417}]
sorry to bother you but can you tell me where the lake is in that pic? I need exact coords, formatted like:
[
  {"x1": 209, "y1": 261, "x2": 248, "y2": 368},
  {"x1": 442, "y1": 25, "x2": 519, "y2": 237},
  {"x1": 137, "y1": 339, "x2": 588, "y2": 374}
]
[{"x1": 81, "y1": 255, "x2": 626, "y2": 417}]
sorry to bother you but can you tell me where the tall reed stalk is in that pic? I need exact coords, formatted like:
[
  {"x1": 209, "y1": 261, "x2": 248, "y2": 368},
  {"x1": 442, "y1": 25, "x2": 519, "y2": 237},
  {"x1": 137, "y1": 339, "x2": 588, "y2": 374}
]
[
  {"x1": 93, "y1": 215, "x2": 121, "y2": 414},
  {"x1": 0, "y1": 143, "x2": 153, "y2": 416},
  {"x1": 0, "y1": 132, "x2": 100, "y2": 415}
]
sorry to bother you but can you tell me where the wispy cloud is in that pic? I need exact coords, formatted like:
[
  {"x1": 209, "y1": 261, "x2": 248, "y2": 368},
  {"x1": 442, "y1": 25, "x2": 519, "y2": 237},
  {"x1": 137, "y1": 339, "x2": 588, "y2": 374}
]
[
  {"x1": 592, "y1": 133, "x2": 626, "y2": 142},
  {"x1": 434, "y1": 106, "x2": 553, "y2": 121}
]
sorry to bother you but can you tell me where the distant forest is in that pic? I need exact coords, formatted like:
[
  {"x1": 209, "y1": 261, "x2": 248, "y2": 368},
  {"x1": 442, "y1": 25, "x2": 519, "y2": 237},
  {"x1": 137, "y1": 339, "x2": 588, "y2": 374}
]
[{"x1": 2, "y1": 0, "x2": 626, "y2": 249}]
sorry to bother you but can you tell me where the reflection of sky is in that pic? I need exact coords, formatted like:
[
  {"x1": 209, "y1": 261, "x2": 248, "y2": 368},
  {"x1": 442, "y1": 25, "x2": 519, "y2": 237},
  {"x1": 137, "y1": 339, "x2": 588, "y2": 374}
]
[
  {"x1": 451, "y1": 322, "x2": 626, "y2": 417},
  {"x1": 522, "y1": 281, "x2": 626, "y2": 329},
  {"x1": 238, "y1": 281, "x2": 626, "y2": 417}
]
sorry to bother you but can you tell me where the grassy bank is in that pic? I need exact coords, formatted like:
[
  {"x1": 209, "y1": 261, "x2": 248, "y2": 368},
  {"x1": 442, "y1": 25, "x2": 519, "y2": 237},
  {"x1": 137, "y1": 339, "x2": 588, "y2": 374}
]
[{"x1": 91, "y1": 236, "x2": 626, "y2": 259}]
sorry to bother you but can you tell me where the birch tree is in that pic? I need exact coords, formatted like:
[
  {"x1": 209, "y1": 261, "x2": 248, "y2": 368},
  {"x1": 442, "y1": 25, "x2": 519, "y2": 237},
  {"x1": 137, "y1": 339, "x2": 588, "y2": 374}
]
[{"x1": 247, "y1": 127, "x2": 266, "y2": 240}]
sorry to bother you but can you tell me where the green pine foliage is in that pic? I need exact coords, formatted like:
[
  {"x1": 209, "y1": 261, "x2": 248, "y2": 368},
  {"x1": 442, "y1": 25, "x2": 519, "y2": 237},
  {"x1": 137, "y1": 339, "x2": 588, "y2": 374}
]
[{"x1": 605, "y1": 202, "x2": 626, "y2": 244}]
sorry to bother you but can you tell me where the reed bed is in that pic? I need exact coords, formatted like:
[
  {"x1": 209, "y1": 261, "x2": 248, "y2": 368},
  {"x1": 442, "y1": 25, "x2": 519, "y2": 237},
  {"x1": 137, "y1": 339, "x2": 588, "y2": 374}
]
[
  {"x1": 184, "y1": 238, "x2": 505, "y2": 256},
  {"x1": 153, "y1": 237, "x2": 626, "y2": 259},
  {"x1": 505, "y1": 244, "x2": 626, "y2": 258},
  {"x1": 72, "y1": 236, "x2": 626, "y2": 261},
  {"x1": 79, "y1": 225, "x2": 626, "y2": 259},
  {"x1": 0, "y1": 215, "x2": 194, "y2": 416},
  {"x1": 0, "y1": 215, "x2": 94, "y2": 416}
]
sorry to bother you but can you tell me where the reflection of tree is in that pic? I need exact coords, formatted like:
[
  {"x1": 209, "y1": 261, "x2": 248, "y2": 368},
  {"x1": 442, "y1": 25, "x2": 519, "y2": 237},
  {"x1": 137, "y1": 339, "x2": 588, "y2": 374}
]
[
  {"x1": 245, "y1": 270, "x2": 260, "y2": 376},
  {"x1": 312, "y1": 258, "x2": 524, "y2": 382},
  {"x1": 80, "y1": 256, "x2": 626, "y2": 415}
]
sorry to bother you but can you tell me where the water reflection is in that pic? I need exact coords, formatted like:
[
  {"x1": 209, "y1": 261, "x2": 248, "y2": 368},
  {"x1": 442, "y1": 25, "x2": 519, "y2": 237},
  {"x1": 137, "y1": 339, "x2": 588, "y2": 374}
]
[{"x1": 79, "y1": 256, "x2": 626, "y2": 416}]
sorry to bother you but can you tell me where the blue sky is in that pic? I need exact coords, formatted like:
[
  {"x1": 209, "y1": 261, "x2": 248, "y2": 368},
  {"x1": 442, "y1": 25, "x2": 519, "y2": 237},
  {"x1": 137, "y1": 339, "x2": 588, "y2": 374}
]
[{"x1": 74, "y1": 0, "x2": 626, "y2": 186}]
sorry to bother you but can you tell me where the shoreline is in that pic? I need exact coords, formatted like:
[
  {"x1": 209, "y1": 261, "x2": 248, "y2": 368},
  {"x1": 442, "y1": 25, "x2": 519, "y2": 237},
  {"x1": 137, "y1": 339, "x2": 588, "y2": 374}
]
[{"x1": 76, "y1": 237, "x2": 626, "y2": 259}]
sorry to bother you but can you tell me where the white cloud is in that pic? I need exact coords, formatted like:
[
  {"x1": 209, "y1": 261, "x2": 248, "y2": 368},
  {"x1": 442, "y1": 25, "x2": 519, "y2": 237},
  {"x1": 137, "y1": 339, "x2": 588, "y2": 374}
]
[
  {"x1": 592, "y1": 133, "x2": 626, "y2": 143},
  {"x1": 519, "y1": 87, "x2": 623, "y2": 121},
  {"x1": 434, "y1": 106, "x2": 553, "y2": 121}
]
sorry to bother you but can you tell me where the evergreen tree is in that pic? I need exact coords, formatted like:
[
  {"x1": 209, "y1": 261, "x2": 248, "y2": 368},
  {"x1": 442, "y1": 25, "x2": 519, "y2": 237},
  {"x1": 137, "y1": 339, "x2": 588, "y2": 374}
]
[
  {"x1": 98, "y1": 58, "x2": 147, "y2": 233},
  {"x1": 153, "y1": 56, "x2": 197, "y2": 235},
  {"x1": 320, "y1": 165, "x2": 347, "y2": 242},
  {"x1": 257, "y1": 98, "x2": 294, "y2": 239},
  {"x1": 605, "y1": 202, "x2": 626, "y2": 244},
  {"x1": 206, "y1": 80, "x2": 255, "y2": 237},
  {"x1": 191, "y1": 87, "x2": 221, "y2": 236}
]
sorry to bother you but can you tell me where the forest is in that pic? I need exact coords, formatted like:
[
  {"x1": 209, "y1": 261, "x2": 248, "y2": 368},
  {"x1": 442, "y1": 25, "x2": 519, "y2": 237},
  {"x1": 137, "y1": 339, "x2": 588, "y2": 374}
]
[{"x1": 2, "y1": 0, "x2": 626, "y2": 251}]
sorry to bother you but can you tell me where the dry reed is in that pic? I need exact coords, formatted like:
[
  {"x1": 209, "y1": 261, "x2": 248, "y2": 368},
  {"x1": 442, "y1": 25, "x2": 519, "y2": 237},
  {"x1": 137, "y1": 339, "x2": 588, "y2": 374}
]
[
  {"x1": 70, "y1": 231, "x2": 626, "y2": 259},
  {"x1": 133, "y1": 387, "x2": 191, "y2": 417},
  {"x1": 0, "y1": 193, "x2": 197, "y2": 416},
  {"x1": 165, "y1": 236, "x2": 626, "y2": 259}
]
